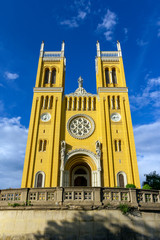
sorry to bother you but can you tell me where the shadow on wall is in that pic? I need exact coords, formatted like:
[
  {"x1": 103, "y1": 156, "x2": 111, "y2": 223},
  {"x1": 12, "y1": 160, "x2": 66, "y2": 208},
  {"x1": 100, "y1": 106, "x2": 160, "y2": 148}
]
[{"x1": 34, "y1": 210, "x2": 160, "y2": 240}]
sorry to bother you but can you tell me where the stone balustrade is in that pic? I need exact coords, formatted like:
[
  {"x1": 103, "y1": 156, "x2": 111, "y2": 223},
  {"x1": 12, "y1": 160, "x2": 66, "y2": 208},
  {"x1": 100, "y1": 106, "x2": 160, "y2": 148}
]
[
  {"x1": 101, "y1": 51, "x2": 119, "y2": 57},
  {"x1": 0, "y1": 187, "x2": 159, "y2": 209}
]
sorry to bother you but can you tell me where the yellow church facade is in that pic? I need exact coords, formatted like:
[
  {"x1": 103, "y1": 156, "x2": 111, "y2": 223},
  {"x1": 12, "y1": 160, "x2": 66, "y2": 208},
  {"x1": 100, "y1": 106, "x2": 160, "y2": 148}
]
[{"x1": 21, "y1": 41, "x2": 140, "y2": 189}]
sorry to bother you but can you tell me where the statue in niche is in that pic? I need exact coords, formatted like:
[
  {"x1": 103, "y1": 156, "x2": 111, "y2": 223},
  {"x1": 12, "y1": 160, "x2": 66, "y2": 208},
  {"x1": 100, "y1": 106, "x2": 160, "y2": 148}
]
[
  {"x1": 96, "y1": 140, "x2": 101, "y2": 158},
  {"x1": 60, "y1": 140, "x2": 66, "y2": 171}
]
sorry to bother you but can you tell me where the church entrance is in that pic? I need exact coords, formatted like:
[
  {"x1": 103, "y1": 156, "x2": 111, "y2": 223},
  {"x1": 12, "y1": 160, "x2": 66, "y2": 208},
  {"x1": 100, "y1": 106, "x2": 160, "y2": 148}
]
[{"x1": 71, "y1": 165, "x2": 91, "y2": 187}]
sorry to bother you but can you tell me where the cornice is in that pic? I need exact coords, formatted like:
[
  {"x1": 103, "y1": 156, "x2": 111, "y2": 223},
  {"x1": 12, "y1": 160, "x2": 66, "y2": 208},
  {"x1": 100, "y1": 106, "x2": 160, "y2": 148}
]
[
  {"x1": 98, "y1": 87, "x2": 128, "y2": 93},
  {"x1": 34, "y1": 87, "x2": 63, "y2": 93}
]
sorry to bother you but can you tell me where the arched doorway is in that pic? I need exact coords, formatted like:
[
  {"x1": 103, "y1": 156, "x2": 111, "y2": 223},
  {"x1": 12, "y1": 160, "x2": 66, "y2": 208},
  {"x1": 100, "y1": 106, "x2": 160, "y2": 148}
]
[
  {"x1": 72, "y1": 165, "x2": 90, "y2": 186},
  {"x1": 61, "y1": 151, "x2": 101, "y2": 187}
]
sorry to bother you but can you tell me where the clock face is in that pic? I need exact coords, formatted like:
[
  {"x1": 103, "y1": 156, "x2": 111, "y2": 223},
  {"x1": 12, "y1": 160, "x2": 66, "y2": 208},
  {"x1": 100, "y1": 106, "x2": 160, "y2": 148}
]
[
  {"x1": 40, "y1": 113, "x2": 51, "y2": 122},
  {"x1": 111, "y1": 113, "x2": 121, "y2": 122}
]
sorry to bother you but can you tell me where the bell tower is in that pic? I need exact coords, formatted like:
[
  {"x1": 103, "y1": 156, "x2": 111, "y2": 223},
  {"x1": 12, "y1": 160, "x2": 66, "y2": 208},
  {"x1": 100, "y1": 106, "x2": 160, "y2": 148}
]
[
  {"x1": 21, "y1": 41, "x2": 66, "y2": 188},
  {"x1": 96, "y1": 41, "x2": 140, "y2": 187}
]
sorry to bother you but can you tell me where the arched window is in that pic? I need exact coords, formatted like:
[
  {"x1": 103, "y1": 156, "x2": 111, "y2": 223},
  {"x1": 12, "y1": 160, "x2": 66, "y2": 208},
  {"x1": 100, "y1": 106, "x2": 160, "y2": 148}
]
[
  {"x1": 79, "y1": 97, "x2": 82, "y2": 110},
  {"x1": 119, "y1": 174, "x2": 124, "y2": 187},
  {"x1": 118, "y1": 140, "x2": 121, "y2": 152},
  {"x1": 112, "y1": 96, "x2": 115, "y2": 109},
  {"x1": 115, "y1": 140, "x2": 117, "y2": 152},
  {"x1": 88, "y1": 97, "x2": 91, "y2": 110},
  {"x1": 51, "y1": 69, "x2": 56, "y2": 84},
  {"x1": 49, "y1": 96, "x2": 53, "y2": 109},
  {"x1": 41, "y1": 96, "x2": 44, "y2": 109},
  {"x1": 74, "y1": 97, "x2": 77, "y2": 111},
  {"x1": 43, "y1": 140, "x2": 47, "y2": 151},
  {"x1": 112, "y1": 68, "x2": 117, "y2": 84},
  {"x1": 39, "y1": 140, "x2": 42, "y2": 151},
  {"x1": 35, "y1": 171, "x2": 45, "y2": 188},
  {"x1": 44, "y1": 69, "x2": 49, "y2": 84},
  {"x1": 117, "y1": 172, "x2": 127, "y2": 188},
  {"x1": 44, "y1": 96, "x2": 48, "y2": 109},
  {"x1": 117, "y1": 96, "x2": 120, "y2": 109},
  {"x1": 105, "y1": 68, "x2": 110, "y2": 84}
]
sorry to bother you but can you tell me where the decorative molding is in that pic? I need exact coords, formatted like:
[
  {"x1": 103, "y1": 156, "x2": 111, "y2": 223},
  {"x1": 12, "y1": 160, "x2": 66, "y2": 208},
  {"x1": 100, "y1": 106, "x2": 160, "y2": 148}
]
[
  {"x1": 66, "y1": 87, "x2": 96, "y2": 97},
  {"x1": 66, "y1": 148, "x2": 97, "y2": 160},
  {"x1": 67, "y1": 114, "x2": 95, "y2": 140},
  {"x1": 34, "y1": 87, "x2": 63, "y2": 93},
  {"x1": 101, "y1": 57, "x2": 119, "y2": 62},
  {"x1": 43, "y1": 57, "x2": 61, "y2": 62},
  {"x1": 98, "y1": 87, "x2": 128, "y2": 93}
]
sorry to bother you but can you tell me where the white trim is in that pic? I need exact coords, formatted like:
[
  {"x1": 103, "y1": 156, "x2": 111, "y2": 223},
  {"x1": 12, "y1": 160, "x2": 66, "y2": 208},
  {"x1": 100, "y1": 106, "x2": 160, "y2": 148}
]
[
  {"x1": 98, "y1": 87, "x2": 128, "y2": 93},
  {"x1": 34, "y1": 171, "x2": 45, "y2": 188},
  {"x1": 34, "y1": 87, "x2": 63, "y2": 93},
  {"x1": 117, "y1": 171, "x2": 127, "y2": 187}
]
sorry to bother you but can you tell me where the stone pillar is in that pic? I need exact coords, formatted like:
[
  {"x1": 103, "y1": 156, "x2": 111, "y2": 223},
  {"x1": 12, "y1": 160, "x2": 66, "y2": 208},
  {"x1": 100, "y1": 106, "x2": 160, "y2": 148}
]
[{"x1": 130, "y1": 189, "x2": 138, "y2": 206}]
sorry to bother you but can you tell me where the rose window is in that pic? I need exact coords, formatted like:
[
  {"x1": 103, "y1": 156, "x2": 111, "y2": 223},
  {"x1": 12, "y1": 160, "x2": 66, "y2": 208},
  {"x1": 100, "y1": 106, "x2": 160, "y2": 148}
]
[{"x1": 67, "y1": 115, "x2": 95, "y2": 139}]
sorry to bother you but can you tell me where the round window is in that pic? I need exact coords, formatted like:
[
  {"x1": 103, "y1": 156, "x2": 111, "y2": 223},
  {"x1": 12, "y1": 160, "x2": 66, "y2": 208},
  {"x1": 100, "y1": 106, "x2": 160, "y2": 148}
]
[{"x1": 67, "y1": 114, "x2": 95, "y2": 139}]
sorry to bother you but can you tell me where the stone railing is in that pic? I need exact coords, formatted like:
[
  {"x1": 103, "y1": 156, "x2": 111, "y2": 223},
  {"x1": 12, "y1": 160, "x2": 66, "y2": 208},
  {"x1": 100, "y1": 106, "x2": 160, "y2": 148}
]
[
  {"x1": 0, "y1": 187, "x2": 159, "y2": 209},
  {"x1": 101, "y1": 51, "x2": 119, "y2": 57},
  {"x1": 43, "y1": 51, "x2": 62, "y2": 58}
]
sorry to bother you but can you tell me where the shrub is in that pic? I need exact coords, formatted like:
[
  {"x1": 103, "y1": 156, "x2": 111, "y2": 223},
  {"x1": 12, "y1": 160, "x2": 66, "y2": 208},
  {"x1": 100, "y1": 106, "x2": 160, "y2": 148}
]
[
  {"x1": 126, "y1": 184, "x2": 136, "y2": 188},
  {"x1": 119, "y1": 204, "x2": 130, "y2": 214},
  {"x1": 142, "y1": 184, "x2": 152, "y2": 190}
]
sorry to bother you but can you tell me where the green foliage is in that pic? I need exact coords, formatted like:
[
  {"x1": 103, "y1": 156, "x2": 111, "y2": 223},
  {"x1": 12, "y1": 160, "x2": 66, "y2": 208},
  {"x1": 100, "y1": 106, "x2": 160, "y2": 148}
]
[
  {"x1": 119, "y1": 204, "x2": 130, "y2": 214},
  {"x1": 143, "y1": 171, "x2": 160, "y2": 190},
  {"x1": 8, "y1": 202, "x2": 21, "y2": 207},
  {"x1": 126, "y1": 184, "x2": 136, "y2": 188},
  {"x1": 142, "y1": 184, "x2": 152, "y2": 190},
  {"x1": 26, "y1": 200, "x2": 32, "y2": 206}
]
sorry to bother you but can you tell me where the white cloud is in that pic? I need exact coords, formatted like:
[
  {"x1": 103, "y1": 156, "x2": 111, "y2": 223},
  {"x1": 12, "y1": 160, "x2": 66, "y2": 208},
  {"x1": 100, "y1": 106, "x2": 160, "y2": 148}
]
[
  {"x1": 60, "y1": 0, "x2": 90, "y2": 28},
  {"x1": 97, "y1": 9, "x2": 117, "y2": 41},
  {"x1": 0, "y1": 117, "x2": 28, "y2": 189},
  {"x1": 134, "y1": 121, "x2": 160, "y2": 185},
  {"x1": 130, "y1": 76, "x2": 160, "y2": 110},
  {"x1": 136, "y1": 39, "x2": 149, "y2": 47},
  {"x1": 60, "y1": 19, "x2": 79, "y2": 28},
  {"x1": 4, "y1": 71, "x2": 19, "y2": 80}
]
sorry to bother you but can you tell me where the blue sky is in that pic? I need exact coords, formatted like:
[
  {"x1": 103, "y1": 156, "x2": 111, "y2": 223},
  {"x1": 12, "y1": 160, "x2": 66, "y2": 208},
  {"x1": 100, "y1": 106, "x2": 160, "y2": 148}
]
[{"x1": 0, "y1": 0, "x2": 160, "y2": 188}]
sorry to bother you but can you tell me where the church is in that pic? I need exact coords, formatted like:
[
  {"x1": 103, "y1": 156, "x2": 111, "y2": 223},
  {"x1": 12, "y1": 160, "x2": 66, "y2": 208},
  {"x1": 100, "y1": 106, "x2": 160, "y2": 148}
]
[{"x1": 21, "y1": 41, "x2": 140, "y2": 189}]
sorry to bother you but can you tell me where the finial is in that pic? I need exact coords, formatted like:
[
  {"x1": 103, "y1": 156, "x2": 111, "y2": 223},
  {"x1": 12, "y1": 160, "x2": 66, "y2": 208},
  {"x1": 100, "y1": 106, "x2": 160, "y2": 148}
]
[
  {"x1": 40, "y1": 41, "x2": 44, "y2": 57},
  {"x1": 78, "y1": 76, "x2": 83, "y2": 88},
  {"x1": 61, "y1": 41, "x2": 65, "y2": 57},
  {"x1": 117, "y1": 40, "x2": 122, "y2": 57},
  {"x1": 96, "y1": 40, "x2": 100, "y2": 57}
]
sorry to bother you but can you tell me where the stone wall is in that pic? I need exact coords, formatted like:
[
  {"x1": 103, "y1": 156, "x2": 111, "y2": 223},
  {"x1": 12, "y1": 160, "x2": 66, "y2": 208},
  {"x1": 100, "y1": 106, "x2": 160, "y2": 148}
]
[{"x1": 0, "y1": 209, "x2": 160, "y2": 239}]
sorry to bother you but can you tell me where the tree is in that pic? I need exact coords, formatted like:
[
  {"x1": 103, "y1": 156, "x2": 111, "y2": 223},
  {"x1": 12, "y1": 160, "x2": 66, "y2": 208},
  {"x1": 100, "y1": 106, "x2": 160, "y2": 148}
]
[{"x1": 143, "y1": 171, "x2": 160, "y2": 190}]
